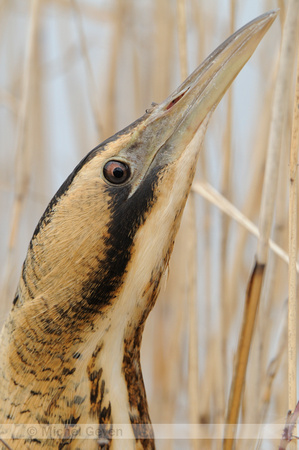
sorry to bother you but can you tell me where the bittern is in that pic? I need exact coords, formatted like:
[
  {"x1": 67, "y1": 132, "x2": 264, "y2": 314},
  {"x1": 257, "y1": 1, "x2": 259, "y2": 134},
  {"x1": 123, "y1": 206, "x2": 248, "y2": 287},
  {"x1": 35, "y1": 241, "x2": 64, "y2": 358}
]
[{"x1": 0, "y1": 11, "x2": 276, "y2": 450}]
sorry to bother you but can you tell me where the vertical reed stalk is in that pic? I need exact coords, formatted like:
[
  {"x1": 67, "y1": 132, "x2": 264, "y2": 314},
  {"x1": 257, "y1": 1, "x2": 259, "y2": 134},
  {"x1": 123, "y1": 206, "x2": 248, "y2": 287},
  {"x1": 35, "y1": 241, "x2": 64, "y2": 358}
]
[
  {"x1": 177, "y1": 0, "x2": 200, "y2": 441},
  {"x1": 105, "y1": 0, "x2": 124, "y2": 136},
  {"x1": 220, "y1": 0, "x2": 236, "y2": 419},
  {"x1": 257, "y1": 1, "x2": 299, "y2": 265},
  {"x1": 224, "y1": 2, "x2": 299, "y2": 448},
  {"x1": 288, "y1": 44, "x2": 299, "y2": 445},
  {"x1": 177, "y1": 0, "x2": 188, "y2": 80},
  {"x1": 1, "y1": 0, "x2": 40, "y2": 302},
  {"x1": 71, "y1": 0, "x2": 104, "y2": 139}
]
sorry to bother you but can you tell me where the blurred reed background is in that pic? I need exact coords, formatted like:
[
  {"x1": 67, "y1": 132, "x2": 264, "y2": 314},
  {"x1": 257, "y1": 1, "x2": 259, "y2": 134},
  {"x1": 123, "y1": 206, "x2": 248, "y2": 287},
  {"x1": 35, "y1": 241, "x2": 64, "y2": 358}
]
[{"x1": 0, "y1": 0, "x2": 298, "y2": 449}]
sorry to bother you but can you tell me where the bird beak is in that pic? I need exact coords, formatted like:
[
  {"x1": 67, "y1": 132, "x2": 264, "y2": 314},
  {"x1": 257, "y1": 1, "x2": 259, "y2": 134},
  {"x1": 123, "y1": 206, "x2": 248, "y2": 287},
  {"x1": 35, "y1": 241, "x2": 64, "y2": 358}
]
[{"x1": 121, "y1": 10, "x2": 277, "y2": 175}]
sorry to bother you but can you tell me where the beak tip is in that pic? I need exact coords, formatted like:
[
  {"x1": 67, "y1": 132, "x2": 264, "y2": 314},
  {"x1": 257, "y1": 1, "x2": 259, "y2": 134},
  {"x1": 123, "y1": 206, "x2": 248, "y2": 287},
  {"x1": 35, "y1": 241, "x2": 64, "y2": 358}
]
[{"x1": 141, "y1": 8, "x2": 278, "y2": 159}]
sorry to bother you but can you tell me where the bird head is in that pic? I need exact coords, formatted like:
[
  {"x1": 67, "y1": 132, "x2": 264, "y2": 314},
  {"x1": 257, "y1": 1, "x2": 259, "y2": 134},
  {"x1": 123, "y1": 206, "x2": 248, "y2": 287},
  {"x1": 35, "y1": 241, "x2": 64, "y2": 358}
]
[{"x1": 19, "y1": 11, "x2": 276, "y2": 339}]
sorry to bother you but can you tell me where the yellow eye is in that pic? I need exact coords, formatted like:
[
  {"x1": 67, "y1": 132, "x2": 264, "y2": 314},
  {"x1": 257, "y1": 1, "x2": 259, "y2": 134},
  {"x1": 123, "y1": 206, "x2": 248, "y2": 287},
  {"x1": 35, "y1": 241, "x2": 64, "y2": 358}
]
[{"x1": 103, "y1": 160, "x2": 131, "y2": 185}]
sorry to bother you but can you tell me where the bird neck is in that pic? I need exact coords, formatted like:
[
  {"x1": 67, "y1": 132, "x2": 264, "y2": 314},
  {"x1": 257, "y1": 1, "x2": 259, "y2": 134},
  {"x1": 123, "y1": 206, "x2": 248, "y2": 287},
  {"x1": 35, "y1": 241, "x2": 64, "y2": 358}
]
[
  {"x1": 1, "y1": 294, "x2": 155, "y2": 447},
  {"x1": 83, "y1": 318, "x2": 155, "y2": 447}
]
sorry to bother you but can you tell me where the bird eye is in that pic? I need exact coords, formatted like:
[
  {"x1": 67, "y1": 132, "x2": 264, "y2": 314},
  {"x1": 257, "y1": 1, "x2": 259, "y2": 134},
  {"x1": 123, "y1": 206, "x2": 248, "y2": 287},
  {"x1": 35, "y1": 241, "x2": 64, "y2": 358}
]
[{"x1": 103, "y1": 160, "x2": 131, "y2": 185}]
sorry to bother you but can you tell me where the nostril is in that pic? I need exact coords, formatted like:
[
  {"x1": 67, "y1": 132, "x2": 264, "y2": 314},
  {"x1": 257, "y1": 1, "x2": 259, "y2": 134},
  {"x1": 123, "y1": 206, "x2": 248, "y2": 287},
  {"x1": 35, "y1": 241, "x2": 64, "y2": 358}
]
[{"x1": 166, "y1": 89, "x2": 188, "y2": 110}]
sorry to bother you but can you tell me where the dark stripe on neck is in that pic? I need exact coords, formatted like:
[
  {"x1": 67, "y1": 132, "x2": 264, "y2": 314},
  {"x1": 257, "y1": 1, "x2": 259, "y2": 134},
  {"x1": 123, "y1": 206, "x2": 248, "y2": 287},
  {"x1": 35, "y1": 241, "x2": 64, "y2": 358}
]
[
  {"x1": 123, "y1": 329, "x2": 155, "y2": 448},
  {"x1": 81, "y1": 164, "x2": 162, "y2": 306}
]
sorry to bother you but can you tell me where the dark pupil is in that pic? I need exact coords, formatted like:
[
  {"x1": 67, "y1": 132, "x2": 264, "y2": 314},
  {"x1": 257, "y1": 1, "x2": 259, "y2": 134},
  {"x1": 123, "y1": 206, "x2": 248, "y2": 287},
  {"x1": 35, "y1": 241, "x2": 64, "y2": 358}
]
[
  {"x1": 113, "y1": 167, "x2": 124, "y2": 178},
  {"x1": 103, "y1": 160, "x2": 130, "y2": 184}
]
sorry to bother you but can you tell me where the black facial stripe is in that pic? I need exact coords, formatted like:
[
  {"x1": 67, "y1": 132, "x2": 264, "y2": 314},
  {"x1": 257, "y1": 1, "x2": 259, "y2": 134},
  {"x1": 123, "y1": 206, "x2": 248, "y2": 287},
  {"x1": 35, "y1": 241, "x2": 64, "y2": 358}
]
[
  {"x1": 21, "y1": 111, "x2": 159, "y2": 310},
  {"x1": 81, "y1": 164, "x2": 163, "y2": 306}
]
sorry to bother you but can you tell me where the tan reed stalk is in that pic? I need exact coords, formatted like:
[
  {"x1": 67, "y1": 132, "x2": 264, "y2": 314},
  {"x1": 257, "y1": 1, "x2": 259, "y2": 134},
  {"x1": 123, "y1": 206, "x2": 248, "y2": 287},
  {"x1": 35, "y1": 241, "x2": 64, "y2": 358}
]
[
  {"x1": 256, "y1": 304, "x2": 287, "y2": 449},
  {"x1": 197, "y1": 335, "x2": 218, "y2": 446},
  {"x1": 56, "y1": 8, "x2": 90, "y2": 160},
  {"x1": 71, "y1": 0, "x2": 104, "y2": 140},
  {"x1": 256, "y1": 99, "x2": 291, "y2": 424},
  {"x1": 228, "y1": 63, "x2": 276, "y2": 326},
  {"x1": 191, "y1": 4, "x2": 216, "y2": 432},
  {"x1": 152, "y1": 0, "x2": 175, "y2": 102},
  {"x1": 0, "y1": 90, "x2": 19, "y2": 116},
  {"x1": 278, "y1": 0, "x2": 286, "y2": 25},
  {"x1": 105, "y1": 0, "x2": 124, "y2": 136},
  {"x1": 257, "y1": 3, "x2": 298, "y2": 266},
  {"x1": 177, "y1": 0, "x2": 188, "y2": 80},
  {"x1": 186, "y1": 196, "x2": 200, "y2": 435},
  {"x1": 288, "y1": 42, "x2": 299, "y2": 446},
  {"x1": 0, "y1": 437, "x2": 12, "y2": 450},
  {"x1": 1, "y1": 0, "x2": 40, "y2": 304},
  {"x1": 253, "y1": 11, "x2": 289, "y2": 387},
  {"x1": 192, "y1": 182, "x2": 298, "y2": 272},
  {"x1": 133, "y1": 48, "x2": 141, "y2": 118},
  {"x1": 224, "y1": 262, "x2": 265, "y2": 450},
  {"x1": 224, "y1": 2, "x2": 299, "y2": 448},
  {"x1": 48, "y1": 0, "x2": 113, "y2": 22},
  {"x1": 219, "y1": 0, "x2": 236, "y2": 418},
  {"x1": 176, "y1": 0, "x2": 200, "y2": 438},
  {"x1": 254, "y1": 111, "x2": 290, "y2": 427},
  {"x1": 252, "y1": 18, "x2": 286, "y2": 396}
]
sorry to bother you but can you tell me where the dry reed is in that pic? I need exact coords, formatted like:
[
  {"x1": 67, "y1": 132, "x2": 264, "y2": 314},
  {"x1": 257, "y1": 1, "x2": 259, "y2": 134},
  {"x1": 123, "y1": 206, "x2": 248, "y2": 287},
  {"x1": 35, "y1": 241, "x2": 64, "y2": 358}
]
[
  {"x1": 1, "y1": 0, "x2": 41, "y2": 306},
  {"x1": 288, "y1": 41, "x2": 299, "y2": 447},
  {"x1": 176, "y1": 0, "x2": 200, "y2": 443}
]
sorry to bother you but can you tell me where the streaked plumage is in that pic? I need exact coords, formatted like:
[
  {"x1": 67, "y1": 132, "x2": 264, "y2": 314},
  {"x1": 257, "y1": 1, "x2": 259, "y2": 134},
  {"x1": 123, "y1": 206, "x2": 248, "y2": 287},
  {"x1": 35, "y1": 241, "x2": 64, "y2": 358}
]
[{"x1": 0, "y1": 11, "x2": 276, "y2": 450}]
